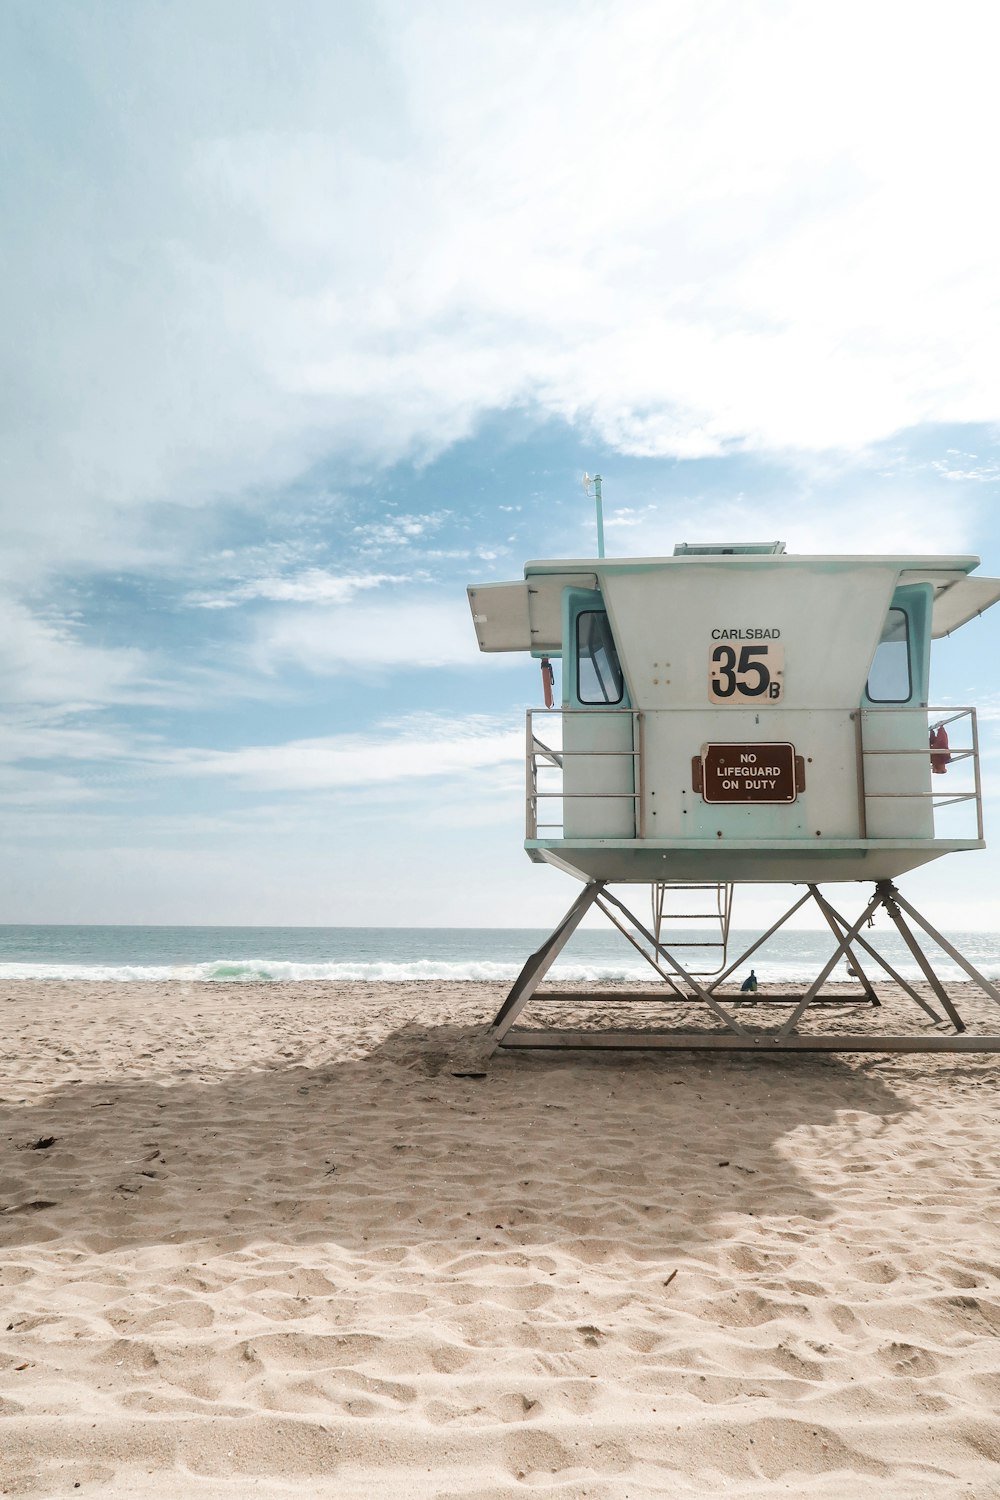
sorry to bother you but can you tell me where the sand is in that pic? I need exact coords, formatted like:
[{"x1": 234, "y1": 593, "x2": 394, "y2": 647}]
[{"x1": 2, "y1": 977, "x2": 1000, "y2": 1499}]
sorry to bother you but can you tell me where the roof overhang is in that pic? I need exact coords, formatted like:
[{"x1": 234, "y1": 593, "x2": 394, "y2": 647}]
[
  {"x1": 467, "y1": 573, "x2": 597, "y2": 652},
  {"x1": 928, "y1": 575, "x2": 1000, "y2": 637},
  {"x1": 468, "y1": 553, "x2": 999, "y2": 653}
]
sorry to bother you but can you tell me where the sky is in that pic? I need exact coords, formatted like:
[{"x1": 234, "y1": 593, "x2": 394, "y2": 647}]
[{"x1": 2, "y1": 0, "x2": 1000, "y2": 930}]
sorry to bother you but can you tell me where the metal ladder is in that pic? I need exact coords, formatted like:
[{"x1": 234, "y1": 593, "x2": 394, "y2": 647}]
[{"x1": 651, "y1": 883, "x2": 734, "y2": 976}]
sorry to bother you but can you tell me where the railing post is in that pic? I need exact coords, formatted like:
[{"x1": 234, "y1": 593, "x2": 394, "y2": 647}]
[
  {"x1": 854, "y1": 710, "x2": 868, "y2": 838},
  {"x1": 636, "y1": 710, "x2": 645, "y2": 839},
  {"x1": 971, "y1": 707, "x2": 984, "y2": 841},
  {"x1": 525, "y1": 710, "x2": 534, "y2": 840}
]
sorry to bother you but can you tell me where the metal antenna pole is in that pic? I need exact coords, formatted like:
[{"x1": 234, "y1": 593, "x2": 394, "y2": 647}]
[{"x1": 594, "y1": 473, "x2": 605, "y2": 558}]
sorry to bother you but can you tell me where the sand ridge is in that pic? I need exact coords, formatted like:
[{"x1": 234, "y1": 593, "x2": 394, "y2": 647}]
[{"x1": 2, "y1": 979, "x2": 1000, "y2": 1497}]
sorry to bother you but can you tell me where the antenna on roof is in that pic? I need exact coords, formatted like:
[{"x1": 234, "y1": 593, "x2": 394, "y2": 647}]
[{"x1": 582, "y1": 472, "x2": 605, "y2": 559}]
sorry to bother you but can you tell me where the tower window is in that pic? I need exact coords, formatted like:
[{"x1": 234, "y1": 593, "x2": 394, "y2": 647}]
[
  {"x1": 866, "y1": 608, "x2": 911, "y2": 703},
  {"x1": 577, "y1": 611, "x2": 624, "y2": 704}
]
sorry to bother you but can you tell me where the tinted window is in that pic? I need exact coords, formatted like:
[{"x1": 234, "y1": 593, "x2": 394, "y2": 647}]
[
  {"x1": 577, "y1": 610, "x2": 624, "y2": 704},
  {"x1": 866, "y1": 607, "x2": 911, "y2": 703}
]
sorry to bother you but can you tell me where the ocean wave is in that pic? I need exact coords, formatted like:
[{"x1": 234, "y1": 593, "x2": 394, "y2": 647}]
[
  {"x1": 0, "y1": 955, "x2": 992, "y2": 983},
  {"x1": 0, "y1": 957, "x2": 663, "y2": 983}
]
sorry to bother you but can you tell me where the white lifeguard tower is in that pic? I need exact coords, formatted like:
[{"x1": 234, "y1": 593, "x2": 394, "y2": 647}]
[{"x1": 467, "y1": 540, "x2": 1000, "y2": 1053}]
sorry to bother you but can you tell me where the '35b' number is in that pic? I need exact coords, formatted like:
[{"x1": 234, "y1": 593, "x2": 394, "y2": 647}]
[{"x1": 709, "y1": 643, "x2": 784, "y2": 702}]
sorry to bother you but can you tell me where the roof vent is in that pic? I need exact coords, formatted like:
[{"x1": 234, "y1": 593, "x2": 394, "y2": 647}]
[{"x1": 672, "y1": 541, "x2": 786, "y2": 557}]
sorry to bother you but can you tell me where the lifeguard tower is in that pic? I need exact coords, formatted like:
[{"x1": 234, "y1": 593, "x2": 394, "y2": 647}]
[{"x1": 467, "y1": 540, "x2": 1000, "y2": 1053}]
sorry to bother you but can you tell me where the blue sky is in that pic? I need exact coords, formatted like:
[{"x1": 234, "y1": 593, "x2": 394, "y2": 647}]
[{"x1": 3, "y1": 0, "x2": 1000, "y2": 927}]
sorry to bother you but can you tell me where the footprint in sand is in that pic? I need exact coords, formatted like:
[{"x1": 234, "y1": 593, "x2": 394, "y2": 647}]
[
  {"x1": 494, "y1": 1391, "x2": 543, "y2": 1422},
  {"x1": 876, "y1": 1340, "x2": 941, "y2": 1377},
  {"x1": 853, "y1": 1257, "x2": 899, "y2": 1284},
  {"x1": 502, "y1": 1429, "x2": 578, "y2": 1479}
]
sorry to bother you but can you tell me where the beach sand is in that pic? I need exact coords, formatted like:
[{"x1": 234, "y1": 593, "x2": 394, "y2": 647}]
[{"x1": 2, "y1": 978, "x2": 1000, "y2": 1498}]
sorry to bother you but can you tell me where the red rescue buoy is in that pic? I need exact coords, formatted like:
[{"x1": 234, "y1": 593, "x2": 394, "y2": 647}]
[
  {"x1": 541, "y1": 656, "x2": 555, "y2": 709},
  {"x1": 929, "y1": 723, "x2": 951, "y2": 774}
]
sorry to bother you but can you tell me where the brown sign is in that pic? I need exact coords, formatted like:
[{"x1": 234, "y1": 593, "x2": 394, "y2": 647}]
[{"x1": 693, "y1": 743, "x2": 803, "y2": 804}]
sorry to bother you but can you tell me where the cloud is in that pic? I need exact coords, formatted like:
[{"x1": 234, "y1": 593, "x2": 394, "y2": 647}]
[
  {"x1": 600, "y1": 465, "x2": 985, "y2": 559},
  {"x1": 251, "y1": 594, "x2": 487, "y2": 674},
  {"x1": 0, "y1": 710, "x2": 139, "y2": 764},
  {"x1": 932, "y1": 457, "x2": 1000, "y2": 484},
  {"x1": 604, "y1": 505, "x2": 659, "y2": 532},
  {"x1": 0, "y1": 599, "x2": 149, "y2": 706},
  {"x1": 160, "y1": 714, "x2": 523, "y2": 791},
  {"x1": 0, "y1": 764, "x2": 100, "y2": 807},
  {"x1": 352, "y1": 514, "x2": 450, "y2": 550},
  {"x1": 5, "y1": 0, "x2": 1000, "y2": 580},
  {"x1": 190, "y1": 568, "x2": 411, "y2": 609},
  {"x1": 185, "y1": 0, "x2": 1000, "y2": 461}
]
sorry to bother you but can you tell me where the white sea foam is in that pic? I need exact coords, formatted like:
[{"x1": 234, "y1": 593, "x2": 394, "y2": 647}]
[
  {"x1": 0, "y1": 957, "x2": 662, "y2": 983},
  {"x1": 0, "y1": 954, "x2": 993, "y2": 983}
]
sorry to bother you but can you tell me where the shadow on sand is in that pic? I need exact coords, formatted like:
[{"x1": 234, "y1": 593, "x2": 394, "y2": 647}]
[{"x1": 0, "y1": 1016, "x2": 933, "y2": 1264}]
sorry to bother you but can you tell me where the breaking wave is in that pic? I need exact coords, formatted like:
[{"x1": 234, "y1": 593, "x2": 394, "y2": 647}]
[
  {"x1": 1, "y1": 952, "x2": 994, "y2": 983},
  {"x1": 0, "y1": 956, "x2": 669, "y2": 983}
]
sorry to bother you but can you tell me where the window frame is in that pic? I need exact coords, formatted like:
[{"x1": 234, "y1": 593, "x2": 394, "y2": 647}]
[
  {"x1": 575, "y1": 609, "x2": 625, "y2": 706},
  {"x1": 865, "y1": 605, "x2": 913, "y2": 704}
]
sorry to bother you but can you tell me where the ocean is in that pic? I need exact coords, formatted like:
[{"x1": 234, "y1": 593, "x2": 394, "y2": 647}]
[{"x1": 1, "y1": 924, "x2": 999, "y2": 985}]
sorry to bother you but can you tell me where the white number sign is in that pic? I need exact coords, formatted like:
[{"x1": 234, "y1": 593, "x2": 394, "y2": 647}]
[{"x1": 709, "y1": 643, "x2": 784, "y2": 703}]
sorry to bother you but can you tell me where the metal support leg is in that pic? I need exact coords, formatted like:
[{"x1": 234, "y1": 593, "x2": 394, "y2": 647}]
[
  {"x1": 778, "y1": 887, "x2": 887, "y2": 1036},
  {"x1": 817, "y1": 890, "x2": 944, "y2": 1024},
  {"x1": 705, "y1": 891, "x2": 813, "y2": 992},
  {"x1": 482, "y1": 878, "x2": 1000, "y2": 1058},
  {"x1": 876, "y1": 882, "x2": 966, "y2": 1033},
  {"x1": 593, "y1": 899, "x2": 688, "y2": 997},
  {"x1": 809, "y1": 886, "x2": 879, "y2": 1003},
  {"x1": 597, "y1": 888, "x2": 749, "y2": 1035},
  {"x1": 889, "y1": 886, "x2": 1000, "y2": 1009},
  {"x1": 484, "y1": 882, "x2": 604, "y2": 1053}
]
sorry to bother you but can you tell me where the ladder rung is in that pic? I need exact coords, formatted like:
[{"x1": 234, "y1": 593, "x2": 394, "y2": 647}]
[
  {"x1": 652, "y1": 942, "x2": 725, "y2": 949},
  {"x1": 655, "y1": 884, "x2": 728, "y2": 890}
]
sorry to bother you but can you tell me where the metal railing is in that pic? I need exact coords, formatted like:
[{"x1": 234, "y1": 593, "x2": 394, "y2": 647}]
[
  {"x1": 857, "y1": 706, "x2": 983, "y2": 840},
  {"x1": 526, "y1": 708, "x2": 642, "y2": 839},
  {"x1": 528, "y1": 704, "x2": 984, "y2": 846}
]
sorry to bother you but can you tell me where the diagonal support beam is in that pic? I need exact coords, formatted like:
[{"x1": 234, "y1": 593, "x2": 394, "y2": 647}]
[
  {"x1": 481, "y1": 879, "x2": 999, "y2": 1060},
  {"x1": 485, "y1": 881, "x2": 605, "y2": 1052},
  {"x1": 596, "y1": 888, "x2": 749, "y2": 1035},
  {"x1": 778, "y1": 886, "x2": 886, "y2": 1036},
  {"x1": 705, "y1": 890, "x2": 813, "y2": 993},
  {"x1": 816, "y1": 889, "x2": 944, "y2": 1024},
  {"x1": 809, "y1": 886, "x2": 880, "y2": 1003},
  {"x1": 889, "y1": 886, "x2": 1000, "y2": 1009},
  {"x1": 877, "y1": 882, "x2": 967, "y2": 1033},
  {"x1": 594, "y1": 899, "x2": 688, "y2": 996}
]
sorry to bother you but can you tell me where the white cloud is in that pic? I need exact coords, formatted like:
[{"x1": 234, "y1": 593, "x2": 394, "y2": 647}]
[
  {"x1": 352, "y1": 513, "x2": 450, "y2": 549},
  {"x1": 189, "y1": 0, "x2": 1000, "y2": 462},
  {"x1": 160, "y1": 714, "x2": 523, "y2": 791},
  {"x1": 606, "y1": 487, "x2": 982, "y2": 560},
  {"x1": 190, "y1": 568, "x2": 410, "y2": 609},
  {"x1": 0, "y1": 710, "x2": 138, "y2": 764},
  {"x1": 0, "y1": 599, "x2": 148, "y2": 706},
  {"x1": 605, "y1": 506, "x2": 659, "y2": 531},
  {"x1": 251, "y1": 594, "x2": 486, "y2": 674},
  {"x1": 0, "y1": 764, "x2": 99, "y2": 807},
  {"x1": 933, "y1": 459, "x2": 1000, "y2": 484},
  {"x1": 5, "y1": 0, "x2": 1000, "y2": 578}
]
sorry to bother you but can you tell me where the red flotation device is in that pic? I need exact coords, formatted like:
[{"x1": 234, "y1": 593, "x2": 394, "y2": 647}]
[
  {"x1": 929, "y1": 723, "x2": 951, "y2": 774},
  {"x1": 540, "y1": 656, "x2": 555, "y2": 709}
]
